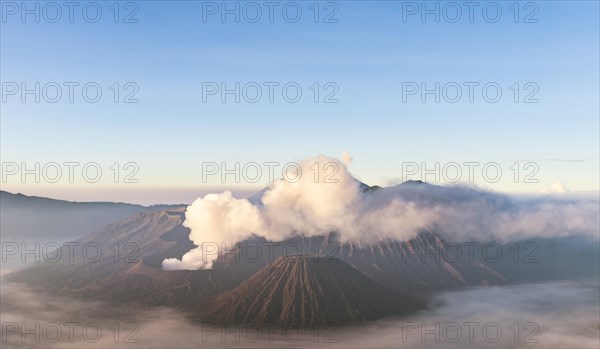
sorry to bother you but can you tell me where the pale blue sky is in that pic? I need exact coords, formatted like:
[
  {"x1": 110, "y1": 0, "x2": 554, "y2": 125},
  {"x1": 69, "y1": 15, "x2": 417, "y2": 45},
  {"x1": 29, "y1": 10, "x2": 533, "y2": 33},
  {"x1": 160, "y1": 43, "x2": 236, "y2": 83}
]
[{"x1": 1, "y1": 1, "x2": 598, "y2": 204}]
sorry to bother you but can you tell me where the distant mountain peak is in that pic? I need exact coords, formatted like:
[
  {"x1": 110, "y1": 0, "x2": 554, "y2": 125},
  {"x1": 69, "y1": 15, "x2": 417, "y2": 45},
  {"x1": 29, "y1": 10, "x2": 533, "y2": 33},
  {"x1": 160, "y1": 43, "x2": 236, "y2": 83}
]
[{"x1": 401, "y1": 179, "x2": 426, "y2": 185}]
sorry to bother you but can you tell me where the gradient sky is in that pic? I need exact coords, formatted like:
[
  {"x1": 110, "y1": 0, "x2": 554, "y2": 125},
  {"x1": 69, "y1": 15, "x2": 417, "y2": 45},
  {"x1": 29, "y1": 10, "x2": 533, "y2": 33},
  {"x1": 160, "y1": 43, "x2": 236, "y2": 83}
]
[{"x1": 1, "y1": 0, "x2": 599, "y2": 204}]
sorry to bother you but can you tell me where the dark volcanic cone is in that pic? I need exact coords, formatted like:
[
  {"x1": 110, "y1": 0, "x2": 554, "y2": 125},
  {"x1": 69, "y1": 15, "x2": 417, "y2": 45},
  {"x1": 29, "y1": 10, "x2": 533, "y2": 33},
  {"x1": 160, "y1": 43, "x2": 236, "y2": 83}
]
[{"x1": 200, "y1": 256, "x2": 424, "y2": 327}]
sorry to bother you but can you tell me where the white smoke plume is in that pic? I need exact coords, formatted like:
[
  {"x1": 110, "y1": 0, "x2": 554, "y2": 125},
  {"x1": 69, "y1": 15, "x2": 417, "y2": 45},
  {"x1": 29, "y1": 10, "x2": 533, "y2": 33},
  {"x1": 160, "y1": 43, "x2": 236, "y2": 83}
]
[{"x1": 162, "y1": 155, "x2": 599, "y2": 270}]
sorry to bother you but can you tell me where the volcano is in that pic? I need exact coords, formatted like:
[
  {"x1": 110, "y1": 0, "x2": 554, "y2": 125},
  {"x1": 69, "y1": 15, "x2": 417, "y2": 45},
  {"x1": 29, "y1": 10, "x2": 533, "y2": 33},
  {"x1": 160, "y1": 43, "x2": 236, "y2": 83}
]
[
  {"x1": 199, "y1": 256, "x2": 424, "y2": 327},
  {"x1": 14, "y1": 181, "x2": 570, "y2": 328}
]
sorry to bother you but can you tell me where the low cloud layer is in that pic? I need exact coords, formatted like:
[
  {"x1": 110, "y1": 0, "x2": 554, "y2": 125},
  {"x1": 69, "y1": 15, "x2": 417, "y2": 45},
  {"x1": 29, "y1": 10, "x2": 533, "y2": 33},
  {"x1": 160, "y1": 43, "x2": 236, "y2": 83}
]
[
  {"x1": 341, "y1": 281, "x2": 600, "y2": 348},
  {"x1": 163, "y1": 155, "x2": 599, "y2": 271},
  {"x1": 2, "y1": 279, "x2": 598, "y2": 348}
]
